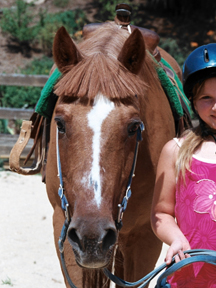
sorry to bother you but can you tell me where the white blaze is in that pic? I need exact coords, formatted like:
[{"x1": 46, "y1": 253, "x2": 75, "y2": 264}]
[{"x1": 87, "y1": 94, "x2": 114, "y2": 207}]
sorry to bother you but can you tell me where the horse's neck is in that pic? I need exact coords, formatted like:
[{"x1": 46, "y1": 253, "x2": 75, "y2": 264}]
[{"x1": 140, "y1": 84, "x2": 175, "y2": 167}]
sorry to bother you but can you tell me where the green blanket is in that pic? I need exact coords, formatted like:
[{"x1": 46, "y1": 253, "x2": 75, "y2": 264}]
[
  {"x1": 35, "y1": 68, "x2": 61, "y2": 118},
  {"x1": 155, "y1": 57, "x2": 192, "y2": 120},
  {"x1": 35, "y1": 58, "x2": 192, "y2": 120}
]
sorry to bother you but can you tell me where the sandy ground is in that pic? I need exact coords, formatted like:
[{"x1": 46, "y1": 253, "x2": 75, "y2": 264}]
[
  {"x1": 0, "y1": 171, "x2": 65, "y2": 288},
  {"x1": 0, "y1": 170, "x2": 167, "y2": 288}
]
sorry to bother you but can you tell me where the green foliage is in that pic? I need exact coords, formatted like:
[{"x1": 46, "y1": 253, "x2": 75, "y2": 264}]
[
  {"x1": 0, "y1": 56, "x2": 53, "y2": 109},
  {"x1": 97, "y1": 0, "x2": 119, "y2": 20},
  {"x1": 0, "y1": 0, "x2": 39, "y2": 44},
  {"x1": 53, "y1": 0, "x2": 69, "y2": 8},
  {"x1": 37, "y1": 9, "x2": 87, "y2": 55},
  {"x1": 159, "y1": 38, "x2": 191, "y2": 67},
  {"x1": 0, "y1": 119, "x2": 9, "y2": 134},
  {"x1": 0, "y1": 85, "x2": 42, "y2": 109},
  {"x1": 20, "y1": 56, "x2": 53, "y2": 75},
  {"x1": 0, "y1": 0, "x2": 88, "y2": 55},
  {"x1": 48, "y1": 10, "x2": 87, "y2": 36}
]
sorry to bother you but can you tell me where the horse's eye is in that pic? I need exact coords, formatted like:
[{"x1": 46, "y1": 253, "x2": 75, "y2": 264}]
[
  {"x1": 127, "y1": 122, "x2": 140, "y2": 136},
  {"x1": 55, "y1": 117, "x2": 65, "y2": 134}
]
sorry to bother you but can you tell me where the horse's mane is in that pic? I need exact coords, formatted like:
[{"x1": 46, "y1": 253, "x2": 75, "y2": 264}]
[{"x1": 54, "y1": 22, "x2": 159, "y2": 102}]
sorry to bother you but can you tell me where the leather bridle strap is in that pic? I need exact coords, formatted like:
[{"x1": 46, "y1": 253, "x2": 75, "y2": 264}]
[
  {"x1": 56, "y1": 127, "x2": 70, "y2": 221},
  {"x1": 115, "y1": 122, "x2": 145, "y2": 231},
  {"x1": 56, "y1": 127, "x2": 78, "y2": 288}
]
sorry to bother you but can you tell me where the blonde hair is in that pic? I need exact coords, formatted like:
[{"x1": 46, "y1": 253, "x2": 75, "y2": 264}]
[
  {"x1": 175, "y1": 80, "x2": 206, "y2": 182},
  {"x1": 175, "y1": 127, "x2": 204, "y2": 182}
]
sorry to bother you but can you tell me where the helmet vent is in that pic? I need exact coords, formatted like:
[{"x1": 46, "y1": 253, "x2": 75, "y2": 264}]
[{"x1": 204, "y1": 48, "x2": 210, "y2": 62}]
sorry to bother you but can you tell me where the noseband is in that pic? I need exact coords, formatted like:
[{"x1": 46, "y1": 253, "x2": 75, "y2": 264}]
[{"x1": 56, "y1": 121, "x2": 144, "y2": 287}]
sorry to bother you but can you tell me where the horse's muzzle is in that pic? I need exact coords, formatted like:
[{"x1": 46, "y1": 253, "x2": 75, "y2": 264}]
[{"x1": 67, "y1": 217, "x2": 117, "y2": 268}]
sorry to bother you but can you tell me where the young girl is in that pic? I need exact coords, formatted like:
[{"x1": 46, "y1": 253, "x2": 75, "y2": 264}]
[{"x1": 151, "y1": 43, "x2": 216, "y2": 287}]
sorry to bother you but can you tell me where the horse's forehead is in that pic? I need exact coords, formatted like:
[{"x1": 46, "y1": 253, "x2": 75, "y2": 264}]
[
  {"x1": 87, "y1": 95, "x2": 115, "y2": 129},
  {"x1": 57, "y1": 96, "x2": 139, "y2": 125}
]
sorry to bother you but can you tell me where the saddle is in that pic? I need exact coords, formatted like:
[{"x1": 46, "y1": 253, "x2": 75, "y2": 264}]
[
  {"x1": 83, "y1": 3, "x2": 161, "y2": 61},
  {"x1": 9, "y1": 3, "x2": 192, "y2": 179}
]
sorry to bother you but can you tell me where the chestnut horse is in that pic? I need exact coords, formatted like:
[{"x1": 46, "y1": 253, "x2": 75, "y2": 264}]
[{"x1": 46, "y1": 22, "x2": 180, "y2": 287}]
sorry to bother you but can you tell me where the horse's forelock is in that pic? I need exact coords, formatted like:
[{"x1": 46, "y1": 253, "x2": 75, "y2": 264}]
[{"x1": 54, "y1": 54, "x2": 148, "y2": 101}]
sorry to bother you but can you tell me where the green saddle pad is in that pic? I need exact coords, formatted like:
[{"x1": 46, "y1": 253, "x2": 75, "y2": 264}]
[
  {"x1": 35, "y1": 68, "x2": 61, "y2": 119},
  {"x1": 155, "y1": 57, "x2": 192, "y2": 120}
]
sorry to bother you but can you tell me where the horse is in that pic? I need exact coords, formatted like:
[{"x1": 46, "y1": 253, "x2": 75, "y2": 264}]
[{"x1": 45, "y1": 22, "x2": 181, "y2": 287}]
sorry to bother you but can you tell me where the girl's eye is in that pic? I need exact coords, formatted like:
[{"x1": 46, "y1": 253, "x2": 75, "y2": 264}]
[
  {"x1": 127, "y1": 122, "x2": 140, "y2": 136},
  {"x1": 55, "y1": 117, "x2": 66, "y2": 134},
  {"x1": 201, "y1": 95, "x2": 211, "y2": 100}
]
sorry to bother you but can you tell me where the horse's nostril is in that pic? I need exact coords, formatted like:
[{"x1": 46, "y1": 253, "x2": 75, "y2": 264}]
[
  {"x1": 102, "y1": 229, "x2": 117, "y2": 251},
  {"x1": 68, "y1": 228, "x2": 83, "y2": 251}
]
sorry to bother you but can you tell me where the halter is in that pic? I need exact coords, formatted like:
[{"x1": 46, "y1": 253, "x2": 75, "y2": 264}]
[
  {"x1": 56, "y1": 121, "x2": 144, "y2": 287},
  {"x1": 115, "y1": 121, "x2": 144, "y2": 231}
]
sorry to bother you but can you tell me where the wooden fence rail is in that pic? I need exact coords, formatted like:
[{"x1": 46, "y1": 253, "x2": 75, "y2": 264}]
[
  {"x1": 0, "y1": 108, "x2": 35, "y2": 159},
  {"x1": 0, "y1": 107, "x2": 34, "y2": 120},
  {"x1": 0, "y1": 73, "x2": 49, "y2": 87},
  {"x1": 0, "y1": 73, "x2": 47, "y2": 159}
]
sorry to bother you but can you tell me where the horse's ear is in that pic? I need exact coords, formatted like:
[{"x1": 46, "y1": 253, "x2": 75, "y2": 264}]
[
  {"x1": 53, "y1": 26, "x2": 82, "y2": 72},
  {"x1": 118, "y1": 28, "x2": 145, "y2": 74}
]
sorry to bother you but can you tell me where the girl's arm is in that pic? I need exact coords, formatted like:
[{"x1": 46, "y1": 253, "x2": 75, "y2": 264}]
[{"x1": 151, "y1": 139, "x2": 191, "y2": 264}]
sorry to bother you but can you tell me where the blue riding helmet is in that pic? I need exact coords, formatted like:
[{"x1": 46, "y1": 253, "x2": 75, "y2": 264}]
[{"x1": 183, "y1": 43, "x2": 216, "y2": 99}]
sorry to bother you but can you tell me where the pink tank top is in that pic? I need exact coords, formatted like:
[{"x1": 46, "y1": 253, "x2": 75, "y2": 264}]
[{"x1": 167, "y1": 138, "x2": 216, "y2": 288}]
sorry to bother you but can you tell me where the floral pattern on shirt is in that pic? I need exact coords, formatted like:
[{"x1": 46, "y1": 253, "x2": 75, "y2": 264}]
[
  {"x1": 191, "y1": 218, "x2": 216, "y2": 250},
  {"x1": 194, "y1": 179, "x2": 216, "y2": 221},
  {"x1": 171, "y1": 158, "x2": 216, "y2": 287},
  {"x1": 176, "y1": 182, "x2": 196, "y2": 226}
]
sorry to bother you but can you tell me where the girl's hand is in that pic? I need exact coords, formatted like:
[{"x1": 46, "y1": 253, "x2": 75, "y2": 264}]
[{"x1": 165, "y1": 240, "x2": 191, "y2": 265}]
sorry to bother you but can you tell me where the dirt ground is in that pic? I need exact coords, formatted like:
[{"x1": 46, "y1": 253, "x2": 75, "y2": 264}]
[
  {"x1": 0, "y1": 171, "x2": 65, "y2": 288},
  {"x1": 0, "y1": 170, "x2": 168, "y2": 288}
]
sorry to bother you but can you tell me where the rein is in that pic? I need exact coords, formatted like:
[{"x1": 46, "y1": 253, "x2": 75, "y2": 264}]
[
  {"x1": 56, "y1": 121, "x2": 144, "y2": 287},
  {"x1": 103, "y1": 249, "x2": 216, "y2": 288}
]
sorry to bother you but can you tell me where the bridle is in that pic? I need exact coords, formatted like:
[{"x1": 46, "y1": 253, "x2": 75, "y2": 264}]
[{"x1": 56, "y1": 121, "x2": 145, "y2": 287}]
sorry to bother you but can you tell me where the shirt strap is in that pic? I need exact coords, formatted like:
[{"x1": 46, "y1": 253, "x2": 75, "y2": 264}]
[{"x1": 173, "y1": 137, "x2": 181, "y2": 148}]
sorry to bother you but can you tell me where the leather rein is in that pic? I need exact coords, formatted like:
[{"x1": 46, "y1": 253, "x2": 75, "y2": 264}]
[{"x1": 56, "y1": 121, "x2": 144, "y2": 287}]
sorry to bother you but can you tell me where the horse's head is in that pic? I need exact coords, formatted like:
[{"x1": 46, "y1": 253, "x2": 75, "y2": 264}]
[{"x1": 51, "y1": 24, "x2": 148, "y2": 269}]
